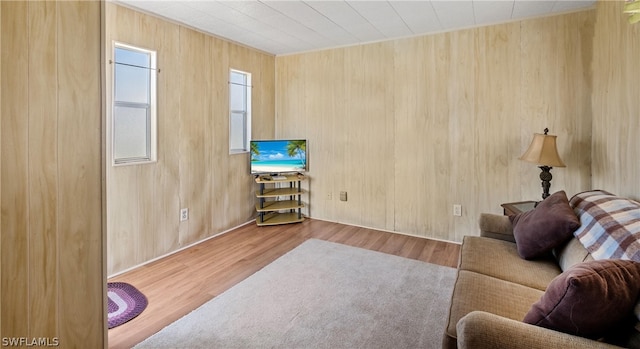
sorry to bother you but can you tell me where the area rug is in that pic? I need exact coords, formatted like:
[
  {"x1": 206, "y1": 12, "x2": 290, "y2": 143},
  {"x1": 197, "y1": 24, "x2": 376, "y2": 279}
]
[
  {"x1": 134, "y1": 239, "x2": 456, "y2": 348},
  {"x1": 108, "y1": 282, "x2": 148, "y2": 329}
]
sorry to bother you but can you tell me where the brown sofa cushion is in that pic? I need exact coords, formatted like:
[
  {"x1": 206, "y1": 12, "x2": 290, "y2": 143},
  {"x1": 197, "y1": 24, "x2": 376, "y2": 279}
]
[
  {"x1": 523, "y1": 259, "x2": 640, "y2": 339},
  {"x1": 458, "y1": 236, "x2": 561, "y2": 291},
  {"x1": 510, "y1": 190, "x2": 580, "y2": 260}
]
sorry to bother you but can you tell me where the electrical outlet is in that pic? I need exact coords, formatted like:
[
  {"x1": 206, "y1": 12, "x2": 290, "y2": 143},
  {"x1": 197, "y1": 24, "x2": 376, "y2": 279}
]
[
  {"x1": 180, "y1": 208, "x2": 189, "y2": 221},
  {"x1": 340, "y1": 191, "x2": 348, "y2": 202},
  {"x1": 326, "y1": 192, "x2": 332, "y2": 200},
  {"x1": 453, "y1": 204, "x2": 462, "y2": 217}
]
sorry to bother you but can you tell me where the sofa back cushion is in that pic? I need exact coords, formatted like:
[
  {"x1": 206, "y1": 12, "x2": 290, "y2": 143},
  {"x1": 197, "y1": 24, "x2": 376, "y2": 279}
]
[{"x1": 553, "y1": 237, "x2": 594, "y2": 272}]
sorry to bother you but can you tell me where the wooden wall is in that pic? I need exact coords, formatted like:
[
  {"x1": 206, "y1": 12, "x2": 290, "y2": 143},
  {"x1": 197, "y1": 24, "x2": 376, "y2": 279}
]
[
  {"x1": 275, "y1": 10, "x2": 595, "y2": 242},
  {"x1": 592, "y1": 1, "x2": 640, "y2": 199},
  {"x1": 0, "y1": 1, "x2": 105, "y2": 348},
  {"x1": 1, "y1": 0, "x2": 633, "y2": 347},
  {"x1": 105, "y1": 4, "x2": 275, "y2": 275}
]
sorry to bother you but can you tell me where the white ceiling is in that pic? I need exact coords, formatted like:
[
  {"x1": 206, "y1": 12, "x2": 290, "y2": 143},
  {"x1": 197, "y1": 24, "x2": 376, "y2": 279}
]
[{"x1": 113, "y1": 0, "x2": 596, "y2": 56}]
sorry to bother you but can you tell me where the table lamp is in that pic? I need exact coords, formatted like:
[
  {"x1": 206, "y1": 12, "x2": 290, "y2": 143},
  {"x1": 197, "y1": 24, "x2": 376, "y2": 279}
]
[{"x1": 519, "y1": 128, "x2": 566, "y2": 200}]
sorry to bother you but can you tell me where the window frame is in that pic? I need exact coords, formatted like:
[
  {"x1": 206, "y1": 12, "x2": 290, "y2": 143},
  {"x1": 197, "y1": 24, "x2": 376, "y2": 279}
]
[
  {"x1": 229, "y1": 69, "x2": 252, "y2": 154},
  {"x1": 111, "y1": 41, "x2": 158, "y2": 166}
]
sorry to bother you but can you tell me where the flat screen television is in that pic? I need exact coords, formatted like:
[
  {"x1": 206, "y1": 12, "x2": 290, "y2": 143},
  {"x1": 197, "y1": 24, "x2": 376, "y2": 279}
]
[{"x1": 250, "y1": 139, "x2": 307, "y2": 175}]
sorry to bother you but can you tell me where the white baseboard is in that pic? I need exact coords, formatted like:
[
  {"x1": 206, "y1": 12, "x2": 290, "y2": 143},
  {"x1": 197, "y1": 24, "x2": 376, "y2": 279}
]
[
  {"x1": 107, "y1": 219, "x2": 256, "y2": 279},
  {"x1": 309, "y1": 217, "x2": 461, "y2": 245},
  {"x1": 108, "y1": 216, "x2": 459, "y2": 279}
]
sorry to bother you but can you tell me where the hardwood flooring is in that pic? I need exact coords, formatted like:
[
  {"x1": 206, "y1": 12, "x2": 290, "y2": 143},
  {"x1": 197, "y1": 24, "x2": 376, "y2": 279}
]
[{"x1": 107, "y1": 218, "x2": 461, "y2": 349}]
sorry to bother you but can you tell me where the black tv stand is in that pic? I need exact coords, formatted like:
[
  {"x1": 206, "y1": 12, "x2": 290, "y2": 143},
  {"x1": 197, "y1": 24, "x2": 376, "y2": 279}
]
[{"x1": 254, "y1": 174, "x2": 307, "y2": 226}]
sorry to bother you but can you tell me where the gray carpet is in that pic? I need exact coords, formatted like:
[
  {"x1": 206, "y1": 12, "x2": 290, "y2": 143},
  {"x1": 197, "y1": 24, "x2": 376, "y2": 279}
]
[{"x1": 134, "y1": 238, "x2": 456, "y2": 349}]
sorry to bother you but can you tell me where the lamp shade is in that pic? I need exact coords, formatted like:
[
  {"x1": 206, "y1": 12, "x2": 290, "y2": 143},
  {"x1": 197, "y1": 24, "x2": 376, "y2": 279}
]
[{"x1": 519, "y1": 132, "x2": 566, "y2": 167}]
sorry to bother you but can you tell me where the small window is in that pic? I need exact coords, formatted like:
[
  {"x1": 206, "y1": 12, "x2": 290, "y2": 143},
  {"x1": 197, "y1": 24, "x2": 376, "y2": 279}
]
[
  {"x1": 229, "y1": 69, "x2": 251, "y2": 154},
  {"x1": 112, "y1": 42, "x2": 157, "y2": 165}
]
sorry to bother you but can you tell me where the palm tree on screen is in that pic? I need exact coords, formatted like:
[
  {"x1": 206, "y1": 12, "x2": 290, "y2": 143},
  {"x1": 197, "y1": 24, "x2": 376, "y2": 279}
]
[
  {"x1": 286, "y1": 140, "x2": 306, "y2": 167},
  {"x1": 250, "y1": 142, "x2": 260, "y2": 161}
]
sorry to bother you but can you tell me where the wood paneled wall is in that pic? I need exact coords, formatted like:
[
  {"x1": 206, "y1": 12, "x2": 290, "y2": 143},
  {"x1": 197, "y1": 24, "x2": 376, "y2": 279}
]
[
  {"x1": 275, "y1": 10, "x2": 595, "y2": 242},
  {"x1": 592, "y1": 1, "x2": 640, "y2": 199},
  {"x1": 1, "y1": 0, "x2": 633, "y2": 347},
  {"x1": 1, "y1": 1, "x2": 105, "y2": 347},
  {"x1": 105, "y1": 4, "x2": 275, "y2": 275}
]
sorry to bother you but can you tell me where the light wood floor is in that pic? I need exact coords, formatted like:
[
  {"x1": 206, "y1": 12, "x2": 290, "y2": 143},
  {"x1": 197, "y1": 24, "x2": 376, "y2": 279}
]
[{"x1": 107, "y1": 218, "x2": 461, "y2": 349}]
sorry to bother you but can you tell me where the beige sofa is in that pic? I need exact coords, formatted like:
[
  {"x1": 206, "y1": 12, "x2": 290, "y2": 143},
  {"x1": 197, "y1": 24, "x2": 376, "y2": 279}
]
[{"x1": 442, "y1": 191, "x2": 640, "y2": 349}]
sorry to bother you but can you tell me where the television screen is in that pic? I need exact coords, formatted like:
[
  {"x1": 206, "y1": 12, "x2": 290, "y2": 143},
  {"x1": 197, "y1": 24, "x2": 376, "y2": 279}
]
[{"x1": 250, "y1": 139, "x2": 307, "y2": 175}]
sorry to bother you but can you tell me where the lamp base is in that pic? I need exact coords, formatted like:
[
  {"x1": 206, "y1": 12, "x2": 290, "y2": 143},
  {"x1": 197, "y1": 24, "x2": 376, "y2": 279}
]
[{"x1": 539, "y1": 166, "x2": 553, "y2": 200}]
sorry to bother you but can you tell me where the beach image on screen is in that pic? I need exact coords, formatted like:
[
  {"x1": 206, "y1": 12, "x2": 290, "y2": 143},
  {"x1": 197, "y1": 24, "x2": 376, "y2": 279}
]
[{"x1": 250, "y1": 140, "x2": 306, "y2": 174}]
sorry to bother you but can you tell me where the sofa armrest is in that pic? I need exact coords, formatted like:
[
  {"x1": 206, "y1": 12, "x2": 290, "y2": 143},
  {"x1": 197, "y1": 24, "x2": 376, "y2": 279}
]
[
  {"x1": 457, "y1": 311, "x2": 623, "y2": 349},
  {"x1": 479, "y1": 213, "x2": 515, "y2": 243}
]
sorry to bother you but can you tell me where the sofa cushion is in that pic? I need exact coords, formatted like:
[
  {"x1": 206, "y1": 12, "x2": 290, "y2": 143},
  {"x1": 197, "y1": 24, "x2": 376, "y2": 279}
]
[
  {"x1": 510, "y1": 190, "x2": 580, "y2": 260},
  {"x1": 445, "y1": 270, "x2": 544, "y2": 340},
  {"x1": 459, "y1": 236, "x2": 561, "y2": 291},
  {"x1": 523, "y1": 259, "x2": 640, "y2": 339},
  {"x1": 553, "y1": 237, "x2": 594, "y2": 272}
]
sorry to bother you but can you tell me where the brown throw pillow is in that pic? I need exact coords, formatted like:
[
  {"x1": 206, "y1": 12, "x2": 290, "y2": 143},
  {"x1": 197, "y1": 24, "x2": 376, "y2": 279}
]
[
  {"x1": 509, "y1": 190, "x2": 580, "y2": 259},
  {"x1": 523, "y1": 259, "x2": 640, "y2": 339}
]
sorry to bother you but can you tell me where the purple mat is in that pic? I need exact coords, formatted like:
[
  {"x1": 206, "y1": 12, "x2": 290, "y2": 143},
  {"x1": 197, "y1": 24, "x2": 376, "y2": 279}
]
[{"x1": 108, "y1": 282, "x2": 148, "y2": 329}]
